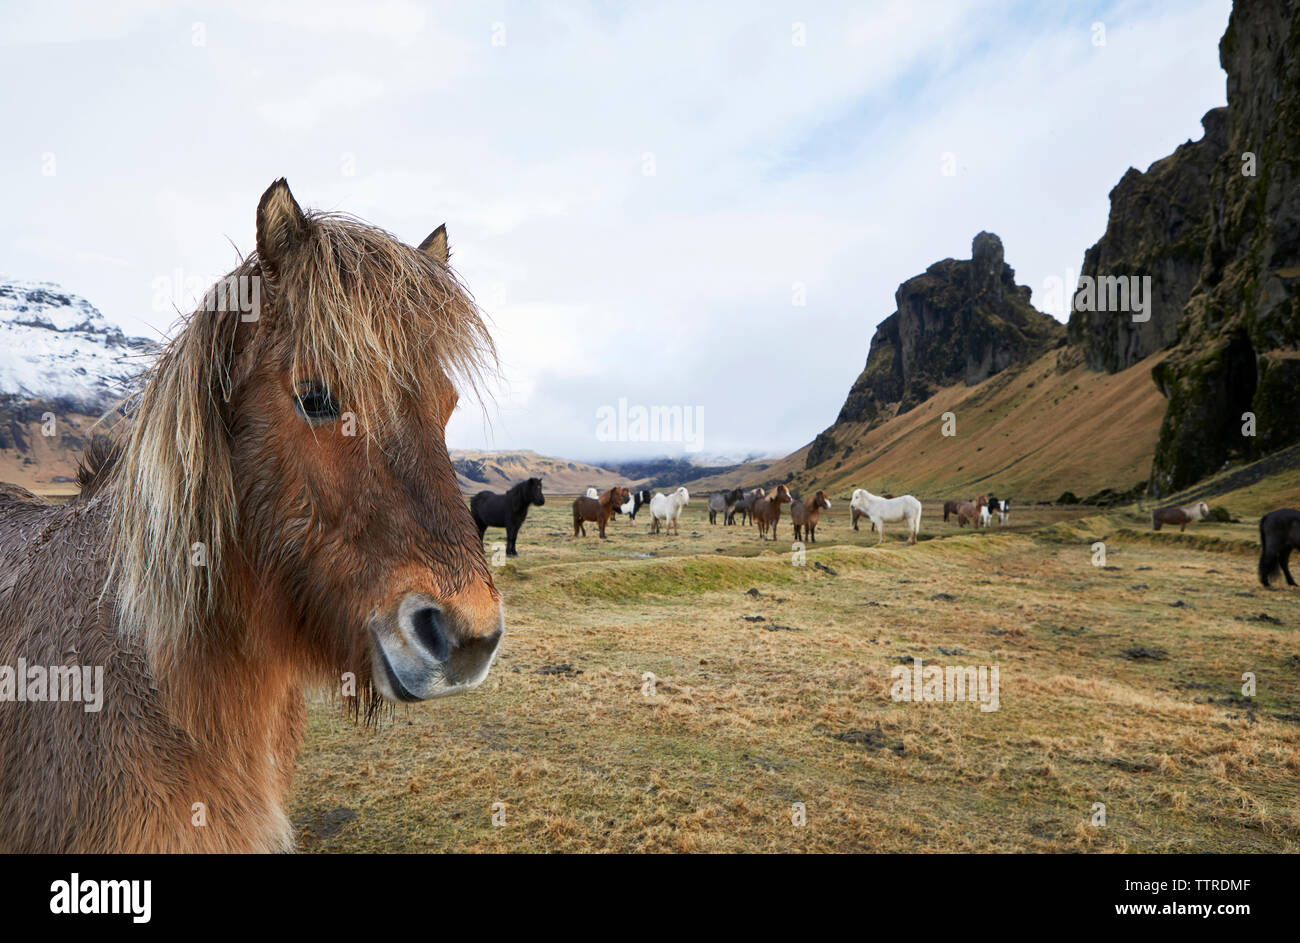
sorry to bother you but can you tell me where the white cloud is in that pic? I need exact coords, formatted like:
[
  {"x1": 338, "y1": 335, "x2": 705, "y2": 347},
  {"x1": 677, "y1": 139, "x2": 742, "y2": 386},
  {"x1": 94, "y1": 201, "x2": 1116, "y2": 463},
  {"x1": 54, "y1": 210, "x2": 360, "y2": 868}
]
[{"x1": 0, "y1": 0, "x2": 1232, "y2": 460}]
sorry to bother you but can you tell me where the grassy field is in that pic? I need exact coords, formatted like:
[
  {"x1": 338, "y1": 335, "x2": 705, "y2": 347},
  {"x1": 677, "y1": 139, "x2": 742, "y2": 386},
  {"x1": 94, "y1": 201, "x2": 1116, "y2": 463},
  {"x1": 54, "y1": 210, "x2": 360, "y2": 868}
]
[{"x1": 288, "y1": 494, "x2": 1300, "y2": 853}]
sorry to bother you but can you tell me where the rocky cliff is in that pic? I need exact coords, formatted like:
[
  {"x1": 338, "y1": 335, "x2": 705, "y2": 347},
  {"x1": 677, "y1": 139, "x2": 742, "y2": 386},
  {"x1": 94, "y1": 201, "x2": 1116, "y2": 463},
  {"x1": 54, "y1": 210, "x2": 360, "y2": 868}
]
[
  {"x1": 1066, "y1": 107, "x2": 1228, "y2": 373},
  {"x1": 830, "y1": 232, "x2": 1064, "y2": 439},
  {"x1": 1148, "y1": 0, "x2": 1300, "y2": 493}
]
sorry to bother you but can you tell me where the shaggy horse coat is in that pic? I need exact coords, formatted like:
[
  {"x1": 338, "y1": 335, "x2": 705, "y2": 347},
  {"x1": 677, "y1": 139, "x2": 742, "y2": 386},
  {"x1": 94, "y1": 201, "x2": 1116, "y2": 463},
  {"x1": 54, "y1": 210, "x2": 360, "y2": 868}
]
[
  {"x1": 649, "y1": 487, "x2": 690, "y2": 536},
  {"x1": 0, "y1": 179, "x2": 504, "y2": 852},
  {"x1": 791, "y1": 490, "x2": 831, "y2": 543},
  {"x1": 573, "y1": 487, "x2": 629, "y2": 538},
  {"x1": 1258, "y1": 508, "x2": 1300, "y2": 587},
  {"x1": 751, "y1": 485, "x2": 791, "y2": 541},
  {"x1": 852, "y1": 493, "x2": 892, "y2": 531},
  {"x1": 1152, "y1": 501, "x2": 1210, "y2": 532},
  {"x1": 851, "y1": 489, "x2": 922, "y2": 545},
  {"x1": 471, "y1": 477, "x2": 545, "y2": 557}
]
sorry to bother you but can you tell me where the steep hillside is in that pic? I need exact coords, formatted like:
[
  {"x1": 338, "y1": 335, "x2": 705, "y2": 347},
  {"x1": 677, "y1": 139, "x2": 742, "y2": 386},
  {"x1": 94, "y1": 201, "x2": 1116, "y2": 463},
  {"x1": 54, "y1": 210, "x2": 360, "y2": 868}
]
[
  {"x1": 829, "y1": 231, "x2": 1064, "y2": 446},
  {"x1": 690, "y1": 346, "x2": 1167, "y2": 502}
]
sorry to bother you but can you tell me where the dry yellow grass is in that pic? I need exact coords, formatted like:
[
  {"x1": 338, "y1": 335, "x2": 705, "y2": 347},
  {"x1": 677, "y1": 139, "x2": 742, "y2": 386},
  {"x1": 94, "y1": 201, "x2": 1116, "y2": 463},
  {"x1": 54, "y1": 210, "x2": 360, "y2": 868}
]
[{"x1": 289, "y1": 498, "x2": 1300, "y2": 853}]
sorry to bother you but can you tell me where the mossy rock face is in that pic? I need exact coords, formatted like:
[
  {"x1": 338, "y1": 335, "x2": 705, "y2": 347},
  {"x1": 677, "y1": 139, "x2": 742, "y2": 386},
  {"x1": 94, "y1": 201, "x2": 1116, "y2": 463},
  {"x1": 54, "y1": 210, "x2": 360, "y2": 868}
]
[
  {"x1": 1066, "y1": 107, "x2": 1228, "y2": 374},
  {"x1": 830, "y1": 232, "x2": 1063, "y2": 437},
  {"x1": 804, "y1": 431, "x2": 838, "y2": 470},
  {"x1": 1146, "y1": 0, "x2": 1300, "y2": 495}
]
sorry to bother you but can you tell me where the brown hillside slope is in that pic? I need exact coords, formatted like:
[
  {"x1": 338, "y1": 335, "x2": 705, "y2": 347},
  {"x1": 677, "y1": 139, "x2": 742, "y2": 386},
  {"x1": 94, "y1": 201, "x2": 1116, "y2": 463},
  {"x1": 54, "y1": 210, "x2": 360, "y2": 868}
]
[
  {"x1": 451, "y1": 449, "x2": 644, "y2": 494},
  {"x1": 689, "y1": 347, "x2": 1169, "y2": 501}
]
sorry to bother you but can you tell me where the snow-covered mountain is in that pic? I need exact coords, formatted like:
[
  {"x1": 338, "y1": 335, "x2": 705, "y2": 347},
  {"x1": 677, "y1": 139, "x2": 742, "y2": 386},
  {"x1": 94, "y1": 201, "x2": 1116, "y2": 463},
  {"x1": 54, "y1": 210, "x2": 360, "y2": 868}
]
[{"x1": 0, "y1": 278, "x2": 154, "y2": 409}]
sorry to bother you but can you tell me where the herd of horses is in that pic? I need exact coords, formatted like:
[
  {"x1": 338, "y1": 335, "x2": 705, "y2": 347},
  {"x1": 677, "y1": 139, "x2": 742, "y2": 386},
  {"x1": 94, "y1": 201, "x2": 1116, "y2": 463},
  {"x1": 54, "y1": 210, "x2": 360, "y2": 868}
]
[{"x1": 1, "y1": 180, "x2": 1297, "y2": 854}]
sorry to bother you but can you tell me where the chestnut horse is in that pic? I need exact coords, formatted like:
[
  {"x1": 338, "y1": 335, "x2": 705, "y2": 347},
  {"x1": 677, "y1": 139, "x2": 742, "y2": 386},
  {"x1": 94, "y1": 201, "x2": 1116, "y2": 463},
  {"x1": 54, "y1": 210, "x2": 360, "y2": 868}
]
[
  {"x1": 0, "y1": 179, "x2": 504, "y2": 852},
  {"x1": 573, "y1": 487, "x2": 630, "y2": 538},
  {"x1": 751, "y1": 484, "x2": 792, "y2": 541},
  {"x1": 791, "y1": 490, "x2": 832, "y2": 543}
]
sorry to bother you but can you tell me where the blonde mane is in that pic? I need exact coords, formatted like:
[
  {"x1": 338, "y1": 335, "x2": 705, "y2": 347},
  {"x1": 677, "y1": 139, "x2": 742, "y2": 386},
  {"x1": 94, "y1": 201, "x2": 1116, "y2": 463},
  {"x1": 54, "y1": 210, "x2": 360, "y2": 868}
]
[{"x1": 105, "y1": 211, "x2": 497, "y2": 664}]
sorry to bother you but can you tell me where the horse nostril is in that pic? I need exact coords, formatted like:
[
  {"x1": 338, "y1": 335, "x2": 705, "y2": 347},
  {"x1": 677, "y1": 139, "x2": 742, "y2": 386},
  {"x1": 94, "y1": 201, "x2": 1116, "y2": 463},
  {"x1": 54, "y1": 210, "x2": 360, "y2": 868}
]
[{"x1": 408, "y1": 606, "x2": 451, "y2": 663}]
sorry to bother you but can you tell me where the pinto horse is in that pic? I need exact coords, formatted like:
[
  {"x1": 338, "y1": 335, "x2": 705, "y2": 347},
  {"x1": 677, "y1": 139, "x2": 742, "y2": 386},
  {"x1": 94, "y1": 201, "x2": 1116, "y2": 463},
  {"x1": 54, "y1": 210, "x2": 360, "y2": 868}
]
[
  {"x1": 0, "y1": 179, "x2": 504, "y2": 852},
  {"x1": 471, "y1": 477, "x2": 545, "y2": 556},
  {"x1": 1152, "y1": 501, "x2": 1210, "y2": 532},
  {"x1": 751, "y1": 484, "x2": 792, "y2": 541},
  {"x1": 573, "y1": 487, "x2": 630, "y2": 538},
  {"x1": 791, "y1": 490, "x2": 832, "y2": 542}
]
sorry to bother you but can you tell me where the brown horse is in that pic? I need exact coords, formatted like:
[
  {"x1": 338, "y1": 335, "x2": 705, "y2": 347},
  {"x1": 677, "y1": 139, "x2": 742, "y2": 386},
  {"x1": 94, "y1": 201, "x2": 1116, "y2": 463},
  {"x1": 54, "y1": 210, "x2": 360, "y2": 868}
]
[
  {"x1": 0, "y1": 179, "x2": 504, "y2": 852},
  {"x1": 573, "y1": 487, "x2": 630, "y2": 538},
  {"x1": 751, "y1": 484, "x2": 792, "y2": 541},
  {"x1": 954, "y1": 495, "x2": 988, "y2": 527},
  {"x1": 791, "y1": 490, "x2": 832, "y2": 542}
]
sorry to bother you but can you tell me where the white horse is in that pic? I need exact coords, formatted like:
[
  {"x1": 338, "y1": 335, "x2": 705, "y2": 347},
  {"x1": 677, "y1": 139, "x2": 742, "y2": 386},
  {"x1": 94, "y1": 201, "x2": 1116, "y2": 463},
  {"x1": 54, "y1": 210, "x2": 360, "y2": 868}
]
[
  {"x1": 585, "y1": 487, "x2": 599, "y2": 499},
  {"x1": 850, "y1": 489, "x2": 922, "y2": 545},
  {"x1": 650, "y1": 487, "x2": 690, "y2": 535}
]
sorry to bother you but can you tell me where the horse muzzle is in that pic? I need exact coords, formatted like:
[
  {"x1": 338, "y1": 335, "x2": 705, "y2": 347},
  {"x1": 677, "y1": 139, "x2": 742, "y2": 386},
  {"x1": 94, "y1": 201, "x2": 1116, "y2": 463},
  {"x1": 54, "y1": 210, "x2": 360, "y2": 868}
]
[{"x1": 369, "y1": 593, "x2": 503, "y2": 702}]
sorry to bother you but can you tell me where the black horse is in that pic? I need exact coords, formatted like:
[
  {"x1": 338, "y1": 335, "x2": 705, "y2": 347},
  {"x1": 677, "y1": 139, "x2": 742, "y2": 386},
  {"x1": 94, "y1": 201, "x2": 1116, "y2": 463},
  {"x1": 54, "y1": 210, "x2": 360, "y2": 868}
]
[
  {"x1": 1259, "y1": 508, "x2": 1300, "y2": 587},
  {"x1": 471, "y1": 477, "x2": 545, "y2": 557}
]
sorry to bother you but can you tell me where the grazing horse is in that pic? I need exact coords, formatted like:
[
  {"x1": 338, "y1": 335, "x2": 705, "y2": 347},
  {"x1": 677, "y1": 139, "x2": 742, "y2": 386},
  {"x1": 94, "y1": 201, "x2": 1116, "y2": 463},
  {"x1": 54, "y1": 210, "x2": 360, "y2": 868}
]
[
  {"x1": 791, "y1": 490, "x2": 832, "y2": 542},
  {"x1": 943, "y1": 499, "x2": 962, "y2": 523},
  {"x1": 573, "y1": 487, "x2": 629, "y2": 539},
  {"x1": 751, "y1": 484, "x2": 792, "y2": 541},
  {"x1": 1153, "y1": 501, "x2": 1210, "y2": 532},
  {"x1": 650, "y1": 487, "x2": 690, "y2": 535},
  {"x1": 850, "y1": 489, "x2": 922, "y2": 544},
  {"x1": 731, "y1": 487, "x2": 765, "y2": 526},
  {"x1": 708, "y1": 488, "x2": 743, "y2": 525},
  {"x1": 471, "y1": 477, "x2": 545, "y2": 557},
  {"x1": 852, "y1": 493, "x2": 892, "y2": 531},
  {"x1": 1258, "y1": 508, "x2": 1300, "y2": 587},
  {"x1": 0, "y1": 179, "x2": 504, "y2": 852}
]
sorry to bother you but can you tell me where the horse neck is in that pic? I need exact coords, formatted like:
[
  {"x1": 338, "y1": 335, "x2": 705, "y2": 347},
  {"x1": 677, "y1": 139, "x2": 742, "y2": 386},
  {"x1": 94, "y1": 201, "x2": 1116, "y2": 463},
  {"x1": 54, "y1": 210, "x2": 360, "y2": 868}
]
[{"x1": 133, "y1": 547, "x2": 302, "y2": 747}]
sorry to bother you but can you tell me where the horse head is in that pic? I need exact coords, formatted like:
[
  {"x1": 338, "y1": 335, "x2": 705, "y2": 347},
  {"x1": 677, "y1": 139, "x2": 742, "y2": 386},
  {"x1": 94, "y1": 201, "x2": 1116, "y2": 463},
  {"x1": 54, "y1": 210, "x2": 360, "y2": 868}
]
[{"x1": 113, "y1": 178, "x2": 505, "y2": 708}]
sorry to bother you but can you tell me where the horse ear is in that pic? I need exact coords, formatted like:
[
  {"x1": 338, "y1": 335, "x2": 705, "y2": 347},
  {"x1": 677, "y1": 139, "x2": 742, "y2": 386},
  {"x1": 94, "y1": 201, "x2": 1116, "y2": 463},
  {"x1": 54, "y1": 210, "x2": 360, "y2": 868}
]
[
  {"x1": 256, "y1": 178, "x2": 309, "y2": 285},
  {"x1": 418, "y1": 224, "x2": 449, "y2": 263}
]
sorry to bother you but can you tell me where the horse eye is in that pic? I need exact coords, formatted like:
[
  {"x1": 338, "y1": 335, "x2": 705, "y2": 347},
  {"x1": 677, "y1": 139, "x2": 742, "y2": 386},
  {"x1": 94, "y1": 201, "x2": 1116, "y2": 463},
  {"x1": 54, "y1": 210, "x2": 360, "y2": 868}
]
[{"x1": 294, "y1": 382, "x2": 340, "y2": 422}]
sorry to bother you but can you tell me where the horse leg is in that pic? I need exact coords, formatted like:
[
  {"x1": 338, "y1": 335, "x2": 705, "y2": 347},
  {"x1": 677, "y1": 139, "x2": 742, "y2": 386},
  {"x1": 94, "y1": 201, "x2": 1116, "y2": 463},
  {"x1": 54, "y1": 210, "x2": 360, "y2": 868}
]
[
  {"x1": 506, "y1": 522, "x2": 519, "y2": 556},
  {"x1": 1282, "y1": 548, "x2": 1296, "y2": 586}
]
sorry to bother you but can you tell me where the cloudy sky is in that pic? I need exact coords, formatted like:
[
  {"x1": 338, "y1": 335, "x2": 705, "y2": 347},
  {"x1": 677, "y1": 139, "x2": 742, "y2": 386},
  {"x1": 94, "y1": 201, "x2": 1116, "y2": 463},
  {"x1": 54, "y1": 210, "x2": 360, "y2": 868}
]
[{"x1": 0, "y1": 0, "x2": 1231, "y2": 462}]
